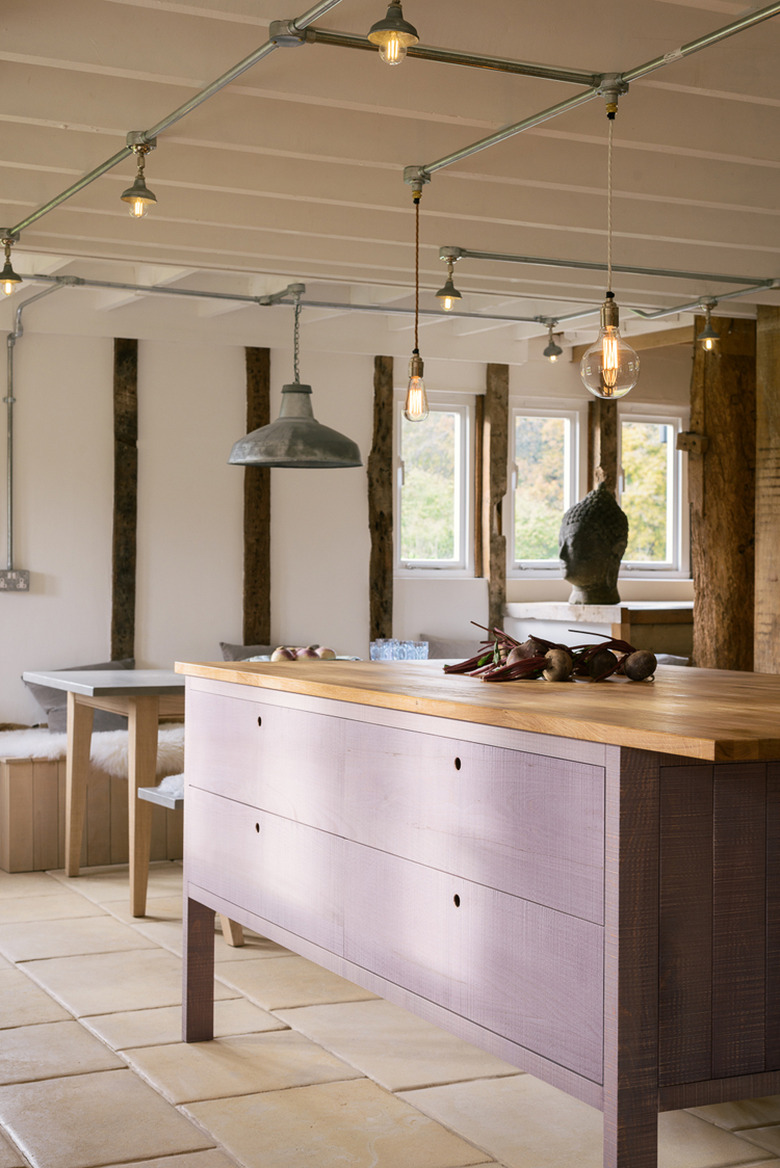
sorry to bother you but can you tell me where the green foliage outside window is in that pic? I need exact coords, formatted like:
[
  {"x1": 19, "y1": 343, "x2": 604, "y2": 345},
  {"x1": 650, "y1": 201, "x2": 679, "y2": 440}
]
[
  {"x1": 621, "y1": 421, "x2": 671, "y2": 562},
  {"x1": 400, "y1": 411, "x2": 458, "y2": 562},
  {"x1": 513, "y1": 416, "x2": 567, "y2": 561}
]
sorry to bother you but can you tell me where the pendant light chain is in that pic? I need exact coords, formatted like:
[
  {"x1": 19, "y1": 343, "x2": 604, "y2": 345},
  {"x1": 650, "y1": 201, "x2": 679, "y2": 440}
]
[
  {"x1": 293, "y1": 293, "x2": 301, "y2": 383},
  {"x1": 414, "y1": 195, "x2": 420, "y2": 352},
  {"x1": 606, "y1": 115, "x2": 614, "y2": 293}
]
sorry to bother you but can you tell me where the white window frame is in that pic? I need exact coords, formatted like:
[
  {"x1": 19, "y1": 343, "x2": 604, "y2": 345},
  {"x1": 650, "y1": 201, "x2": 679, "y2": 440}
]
[
  {"x1": 617, "y1": 403, "x2": 690, "y2": 579},
  {"x1": 393, "y1": 390, "x2": 475, "y2": 577},
  {"x1": 507, "y1": 400, "x2": 587, "y2": 577}
]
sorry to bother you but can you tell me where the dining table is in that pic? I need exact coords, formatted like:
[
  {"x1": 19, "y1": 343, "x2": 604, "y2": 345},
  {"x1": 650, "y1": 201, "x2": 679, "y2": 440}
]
[{"x1": 21, "y1": 668, "x2": 185, "y2": 916}]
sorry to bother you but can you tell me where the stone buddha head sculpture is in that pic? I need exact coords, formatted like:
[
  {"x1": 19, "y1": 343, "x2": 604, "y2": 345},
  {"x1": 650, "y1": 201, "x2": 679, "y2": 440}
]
[{"x1": 558, "y1": 481, "x2": 629, "y2": 605}]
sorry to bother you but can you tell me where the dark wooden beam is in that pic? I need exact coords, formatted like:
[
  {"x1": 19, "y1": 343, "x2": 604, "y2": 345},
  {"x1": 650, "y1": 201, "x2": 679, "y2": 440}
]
[
  {"x1": 588, "y1": 399, "x2": 618, "y2": 494},
  {"x1": 368, "y1": 355, "x2": 394, "y2": 640},
  {"x1": 111, "y1": 337, "x2": 138, "y2": 661},
  {"x1": 242, "y1": 347, "x2": 271, "y2": 645},
  {"x1": 483, "y1": 364, "x2": 509, "y2": 635},
  {"x1": 689, "y1": 316, "x2": 756, "y2": 670},
  {"x1": 755, "y1": 305, "x2": 780, "y2": 673}
]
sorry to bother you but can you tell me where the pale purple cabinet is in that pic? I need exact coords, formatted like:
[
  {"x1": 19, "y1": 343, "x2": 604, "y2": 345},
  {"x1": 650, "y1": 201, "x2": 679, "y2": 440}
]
[{"x1": 181, "y1": 673, "x2": 780, "y2": 1168}]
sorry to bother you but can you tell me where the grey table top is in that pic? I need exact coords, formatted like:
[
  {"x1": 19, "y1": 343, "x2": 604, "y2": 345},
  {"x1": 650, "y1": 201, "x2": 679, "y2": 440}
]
[{"x1": 22, "y1": 669, "x2": 185, "y2": 698}]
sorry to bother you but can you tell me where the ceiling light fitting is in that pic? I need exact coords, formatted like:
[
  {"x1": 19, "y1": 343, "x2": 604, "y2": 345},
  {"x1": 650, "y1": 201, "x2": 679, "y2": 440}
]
[
  {"x1": 228, "y1": 287, "x2": 362, "y2": 469},
  {"x1": 579, "y1": 93, "x2": 640, "y2": 400},
  {"x1": 0, "y1": 233, "x2": 22, "y2": 296},
  {"x1": 120, "y1": 134, "x2": 157, "y2": 219},
  {"x1": 436, "y1": 250, "x2": 462, "y2": 311},
  {"x1": 697, "y1": 300, "x2": 720, "y2": 350},
  {"x1": 367, "y1": 0, "x2": 419, "y2": 65},
  {"x1": 543, "y1": 323, "x2": 563, "y2": 362},
  {"x1": 405, "y1": 184, "x2": 429, "y2": 422}
]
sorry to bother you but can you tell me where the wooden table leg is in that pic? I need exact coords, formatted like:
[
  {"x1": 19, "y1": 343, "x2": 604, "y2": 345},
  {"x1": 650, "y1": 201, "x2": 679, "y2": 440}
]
[
  {"x1": 65, "y1": 693, "x2": 94, "y2": 876},
  {"x1": 183, "y1": 896, "x2": 216, "y2": 1042},
  {"x1": 127, "y1": 696, "x2": 159, "y2": 917}
]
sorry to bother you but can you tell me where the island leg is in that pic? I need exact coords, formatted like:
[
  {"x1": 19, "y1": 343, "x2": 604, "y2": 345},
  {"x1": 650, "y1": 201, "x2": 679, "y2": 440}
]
[
  {"x1": 183, "y1": 896, "x2": 215, "y2": 1042},
  {"x1": 65, "y1": 694, "x2": 94, "y2": 876},
  {"x1": 603, "y1": 747, "x2": 660, "y2": 1168}
]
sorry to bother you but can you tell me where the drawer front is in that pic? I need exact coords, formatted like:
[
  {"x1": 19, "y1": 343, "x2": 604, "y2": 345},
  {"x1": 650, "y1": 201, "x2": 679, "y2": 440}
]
[
  {"x1": 185, "y1": 786, "x2": 343, "y2": 954},
  {"x1": 342, "y1": 841, "x2": 603, "y2": 1084},
  {"x1": 185, "y1": 688, "x2": 345, "y2": 831},
  {"x1": 341, "y1": 721, "x2": 604, "y2": 924}
]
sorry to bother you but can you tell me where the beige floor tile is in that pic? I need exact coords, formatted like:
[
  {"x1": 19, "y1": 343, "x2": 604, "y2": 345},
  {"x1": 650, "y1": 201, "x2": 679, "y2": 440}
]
[
  {"x1": 0, "y1": 968, "x2": 71, "y2": 1028},
  {"x1": 23, "y1": 948, "x2": 236, "y2": 1017},
  {"x1": 0, "y1": 873, "x2": 63, "y2": 901},
  {"x1": 687, "y1": 1096, "x2": 780, "y2": 1130},
  {"x1": 102, "y1": 1154, "x2": 243, "y2": 1168},
  {"x1": 0, "y1": 914, "x2": 157, "y2": 961},
  {"x1": 125, "y1": 1029, "x2": 364, "y2": 1104},
  {"x1": 185, "y1": 1077, "x2": 489, "y2": 1168},
  {"x1": 0, "y1": 1019, "x2": 123, "y2": 1083},
  {"x1": 216, "y1": 954, "x2": 379, "y2": 1010},
  {"x1": 0, "y1": 1130, "x2": 25, "y2": 1168},
  {"x1": 0, "y1": 1068, "x2": 214, "y2": 1168},
  {"x1": 83, "y1": 997, "x2": 286, "y2": 1050},
  {"x1": 732, "y1": 1124, "x2": 780, "y2": 1154},
  {"x1": 0, "y1": 892, "x2": 105, "y2": 925},
  {"x1": 275, "y1": 999, "x2": 522, "y2": 1091},
  {"x1": 401, "y1": 1077, "x2": 770, "y2": 1168},
  {"x1": 657, "y1": 1110, "x2": 774, "y2": 1167},
  {"x1": 48, "y1": 861, "x2": 183, "y2": 904},
  {"x1": 399, "y1": 1074, "x2": 604, "y2": 1168}
]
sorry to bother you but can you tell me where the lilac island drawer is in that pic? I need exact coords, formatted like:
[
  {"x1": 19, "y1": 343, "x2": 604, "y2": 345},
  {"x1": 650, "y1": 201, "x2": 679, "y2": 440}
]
[
  {"x1": 185, "y1": 785, "x2": 343, "y2": 954},
  {"x1": 341, "y1": 720, "x2": 605, "y2": 924},
  {"x1": 342, "y1": 840, "x2": 604, "y2": 1084}
]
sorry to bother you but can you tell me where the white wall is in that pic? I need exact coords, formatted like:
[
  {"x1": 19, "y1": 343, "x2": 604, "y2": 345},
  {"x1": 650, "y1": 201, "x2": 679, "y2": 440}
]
[{"x1": 0, "y1": 290, "x2": 692, "y2": 723}]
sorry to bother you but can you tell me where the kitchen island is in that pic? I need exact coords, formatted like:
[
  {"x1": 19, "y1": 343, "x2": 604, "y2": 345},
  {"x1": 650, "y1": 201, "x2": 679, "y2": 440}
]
[{"x1": 176, "y1": 658, "x2": 780, "y2": 1168}]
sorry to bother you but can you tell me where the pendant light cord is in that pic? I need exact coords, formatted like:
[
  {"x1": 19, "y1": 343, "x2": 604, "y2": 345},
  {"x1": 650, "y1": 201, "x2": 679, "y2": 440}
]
[
  {"x1": 606, "y1": 116, "x2": 614, "y2": 293},
  {"x1": 293, "y1": 294, "x2": 301, "y2": 383},
  {"x1": 414, "y1": 195, "x2": 420, "y2": 352}
]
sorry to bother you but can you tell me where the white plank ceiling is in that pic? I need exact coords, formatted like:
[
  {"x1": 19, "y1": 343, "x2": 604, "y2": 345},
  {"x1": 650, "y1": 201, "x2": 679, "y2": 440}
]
[{"x1": 1, "y1": 0, "x2": 779, "y2": 342}]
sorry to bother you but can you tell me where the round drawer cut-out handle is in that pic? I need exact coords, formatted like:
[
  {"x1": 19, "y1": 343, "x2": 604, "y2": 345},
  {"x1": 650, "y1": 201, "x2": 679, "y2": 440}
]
[
  {"x1": 255, "y1": 822, "x2": 261, "y2": 833},
  {"x1": 257, "y1": 715, "x2": 262, "y2": 727},
  {"x1": 453, "y1": 893, "x2": 461, "y2": 908},
  {"x1": 454, "y1": 757, "x2": 462, "y2": 771}
]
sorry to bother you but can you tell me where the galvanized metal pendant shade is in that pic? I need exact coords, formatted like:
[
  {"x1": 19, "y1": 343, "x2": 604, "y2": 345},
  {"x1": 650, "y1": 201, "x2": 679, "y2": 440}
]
[{"x1": 228, "y1": 295, "x2": 362, "y2": 469}]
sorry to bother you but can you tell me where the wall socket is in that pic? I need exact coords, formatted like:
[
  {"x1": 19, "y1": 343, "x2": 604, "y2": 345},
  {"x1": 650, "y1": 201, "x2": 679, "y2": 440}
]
[{"x1": 0, "y1": 569, "x2": 30, "y2": 592}]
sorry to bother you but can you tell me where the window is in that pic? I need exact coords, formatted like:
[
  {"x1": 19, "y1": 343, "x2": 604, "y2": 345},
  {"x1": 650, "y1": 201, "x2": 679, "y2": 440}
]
[
  {"x1": 618, "y1": 409, "x2": 688, "y2": 575},
  {"x1": 508, "y1": 405, "x2": 584, "y2": 573},
  {"x1": 394, "y1": 393, "x2": 473, "y2": 573}
]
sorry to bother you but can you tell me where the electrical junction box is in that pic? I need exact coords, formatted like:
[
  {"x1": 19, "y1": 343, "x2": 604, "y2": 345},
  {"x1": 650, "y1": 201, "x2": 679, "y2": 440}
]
[{"x1": 0, "y1": 570, "x2": 30, "y2": 592}]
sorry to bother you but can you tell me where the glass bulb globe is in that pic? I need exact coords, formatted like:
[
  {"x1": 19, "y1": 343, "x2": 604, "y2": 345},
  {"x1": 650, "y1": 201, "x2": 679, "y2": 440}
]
[
  {"x1": 378, "y1": 32, "x2": 409, "y2": 64},
  {"x1": 704, "y1": 336, "x2": 714, "y2": 351},
  {"x1": 580, "y1": 326, "x2": 639, "y2": 399},
  {"x1": 128, "y1": 198, "x2": 150, "y2": 219},
  {"x1": 3, "y1": 279, "x2": 16, "y2": 296},
  {"x1": 440, "y1": 293, "x2": 455, "y2": 311},
  {"x1": 548, "y1": 352, "x2": 558, "y2": 363}
]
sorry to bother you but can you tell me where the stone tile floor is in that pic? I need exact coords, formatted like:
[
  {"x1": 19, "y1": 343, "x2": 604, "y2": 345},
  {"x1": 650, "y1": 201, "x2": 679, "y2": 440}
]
[{"x1": 1, "y1": 862, "x2": 780, "y2": 1168}]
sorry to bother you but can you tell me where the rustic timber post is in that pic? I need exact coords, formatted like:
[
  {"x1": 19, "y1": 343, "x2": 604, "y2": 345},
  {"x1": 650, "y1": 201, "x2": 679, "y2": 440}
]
[
  {"x1": 242, "y1": 347, "x2": 271, "y2": 645},
  {"x1": 368, "y1": 355, "x2": 394, "y2": 640},
  {"x1": 588, "y1": 399, "x2": 618, "y2": 493},
  {"x1": 483, "y1": 364, "x2": 509, "y2": 635},
  {"x1": 111, "y1": 338, "x2": 138, "y2": 661},
  {"x1": 755, "y1": 306, "x2": 780, "y2": 673},
  {"x1": 688, "y1": 316, "x2": 755, "y2": 670}
]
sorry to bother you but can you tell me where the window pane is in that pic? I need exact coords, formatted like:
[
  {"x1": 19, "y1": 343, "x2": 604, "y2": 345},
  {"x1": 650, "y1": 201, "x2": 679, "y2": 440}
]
[
  {"x1": 621, "y1": 421, "x2": 672, "y2": 562},
  {"x1": 513, "y1": 415, "x2": 567, "y2": 561},
  {"x1": 400, "y1": 411, "x2": 459, "y2": 562}
]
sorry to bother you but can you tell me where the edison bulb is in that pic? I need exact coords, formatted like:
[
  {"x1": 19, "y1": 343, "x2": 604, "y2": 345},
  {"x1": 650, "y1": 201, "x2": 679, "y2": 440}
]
[
  {"x1": 405, "y1": 352, "x2": 429, "y2": 421},
  {"x1": 128, "y1": 198, "x2": 150, "y2": 219},
  {"x1": 2, "y1": 279, "x2": 16, "y2": 296},
  {"x1": 378, "y1": 32, "x2": 408, "y2": 64},
  {"x1": 580, "y1": 327, "x2": 639, "y2": 399}
]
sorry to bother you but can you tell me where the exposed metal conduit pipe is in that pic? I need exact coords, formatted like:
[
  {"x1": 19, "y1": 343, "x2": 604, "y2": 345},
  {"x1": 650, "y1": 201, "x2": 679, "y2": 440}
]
[
  {"x1": 439, "y1": 246, "x2": 776, "y2": 290},
  {"x1": 302, "y1": 27, "x2": 600, "y2": 86},
  {"x1": 3, "y1": 283, "x2": 66, "y2": 588},
  {"x1": 405, "y1": 0, "x2": 780, "y2": 184},
  {"x1": 24, "y1": 272, "x2": 596, "y2": 326},
  {"x1": 9, "y1": 0, "x2": 345, "y2": 237},
  {"x1": 629, "y1": 281, "x2": 778, "y2": 321}
]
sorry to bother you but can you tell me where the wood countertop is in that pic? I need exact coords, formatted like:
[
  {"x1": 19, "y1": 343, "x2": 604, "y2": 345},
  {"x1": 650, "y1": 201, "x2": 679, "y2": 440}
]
[{"x1": 175, "y1": 659, "x2": 780, "y2": 763}]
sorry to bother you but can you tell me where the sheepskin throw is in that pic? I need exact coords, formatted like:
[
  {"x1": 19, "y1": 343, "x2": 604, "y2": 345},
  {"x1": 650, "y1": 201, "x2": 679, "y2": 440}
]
[{"x1": 0, "y1": 724, "x2": 184, "y2": 779}]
